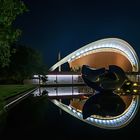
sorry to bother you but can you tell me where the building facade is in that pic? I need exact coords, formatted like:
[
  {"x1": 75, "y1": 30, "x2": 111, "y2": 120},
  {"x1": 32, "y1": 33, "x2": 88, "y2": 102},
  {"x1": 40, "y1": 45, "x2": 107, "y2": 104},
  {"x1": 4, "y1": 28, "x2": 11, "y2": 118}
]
[{"x1": 49, "y1": 38, "x2": 140, "y2": 129}]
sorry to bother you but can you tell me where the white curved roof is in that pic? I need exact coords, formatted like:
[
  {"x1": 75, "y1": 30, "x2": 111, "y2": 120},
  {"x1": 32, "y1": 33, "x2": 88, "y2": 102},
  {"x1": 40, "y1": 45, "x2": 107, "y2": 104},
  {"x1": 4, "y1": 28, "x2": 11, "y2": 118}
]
[
  {"x1": 49, "y1": 38, "x2": 140, "y2": 129},
  {"x1": 49, "y1": 38, "x2": 139, "y2": 71}
]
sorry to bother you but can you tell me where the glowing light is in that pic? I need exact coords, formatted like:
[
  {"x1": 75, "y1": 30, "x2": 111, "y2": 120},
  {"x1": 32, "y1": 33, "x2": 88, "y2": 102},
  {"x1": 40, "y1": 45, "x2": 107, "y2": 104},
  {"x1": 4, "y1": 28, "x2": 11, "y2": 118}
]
[
  {"x1": 133, "y1": 89, "x2": 138, "y2": 93},
  {"x1": 126, "y1": 90, "x2": 130, "y2": 93},
  {"x1": 71, "y1": 55, "x2": 75, "y2": 59},
  {"x1": 122, "y1": 92, "x2": 126, "y2": 95},
  {"x1": 89, "y1": 47, "x2": 93, "y2": 50},
  {"x1": 72, "y1": 109, "x2": 76, "y2": 113},
  {"x1": 133, "y1": 83, "x2": 138, "y2": 86},
  {"x1": 80, "y1": 50, "x2": 84, "y2": 54},
  {"x1": 76, "y1": 52, "x2": 80, "y2": 56},
  {"x1": 68, "y1": 106, "x2": 71, "y2": 110},
  {"x1": 33, "y1": 75, "x2": 39, "y2": 78},
  {"x1": 49, "y1": 38, "x2": 140, "y2": 129},
  {"x1": 77, "y1": 112, "x2": 81, "y2": 117},
  {"x1": 117, "y1": 88, "x2": 121, "y2": 91},
  {"x1": 68, "y1": 59, "x2": 71, "y2": 62},
  {"x1": 126, "y1": 82, "x2": 130, "y2": 85},
  {"x1": 90, "y1": 117, "x2": 94, "y2": 122}
]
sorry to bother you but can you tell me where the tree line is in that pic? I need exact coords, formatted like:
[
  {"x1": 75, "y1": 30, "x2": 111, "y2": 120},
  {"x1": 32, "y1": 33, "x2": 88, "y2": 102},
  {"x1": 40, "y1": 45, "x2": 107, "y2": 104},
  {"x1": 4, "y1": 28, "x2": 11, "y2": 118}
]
[{"x1": 0, "y1": 0, "x2": 47, "y2": 84}]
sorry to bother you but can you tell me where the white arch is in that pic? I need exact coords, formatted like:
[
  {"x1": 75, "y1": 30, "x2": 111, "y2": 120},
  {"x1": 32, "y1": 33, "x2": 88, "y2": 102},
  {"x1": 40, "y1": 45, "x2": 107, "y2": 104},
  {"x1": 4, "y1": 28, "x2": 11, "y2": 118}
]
[
  {"x1": 50, "y1": 38, "x2": 140, "y2": 129},
  {"x1": 49, "y1": 38, "x2": 139, "y2": 71}
]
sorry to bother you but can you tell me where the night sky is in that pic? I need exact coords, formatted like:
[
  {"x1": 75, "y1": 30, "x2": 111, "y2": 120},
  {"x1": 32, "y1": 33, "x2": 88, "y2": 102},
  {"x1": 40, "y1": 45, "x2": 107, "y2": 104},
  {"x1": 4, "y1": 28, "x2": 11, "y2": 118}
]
[{"x1": 14, "y1": 0, "x2": 140, "y2": 68}]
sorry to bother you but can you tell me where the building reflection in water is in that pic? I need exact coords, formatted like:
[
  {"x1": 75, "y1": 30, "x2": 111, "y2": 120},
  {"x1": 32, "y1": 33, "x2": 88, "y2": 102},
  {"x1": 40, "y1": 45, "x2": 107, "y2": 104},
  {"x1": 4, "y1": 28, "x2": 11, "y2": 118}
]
[{"x1": 32, "y1": 86, "x2": 130, "y2": 119}]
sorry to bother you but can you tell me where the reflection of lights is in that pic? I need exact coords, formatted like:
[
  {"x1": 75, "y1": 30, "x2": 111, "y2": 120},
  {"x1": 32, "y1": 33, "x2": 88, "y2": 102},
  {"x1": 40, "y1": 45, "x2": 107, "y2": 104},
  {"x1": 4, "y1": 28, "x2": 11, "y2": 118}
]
[
  {"x1": 133, "y1": 89, "x2": 138, "y2": 93},
  {"x1": 51, "y1": 97, "x2": 138, "y2": 129},
  {"x1": 126, "y1": 82, "x2": 130, "y2": 85},
  {"x1": 47, "y1": 75, "x2": 73, "y2": 77},
  {"x1": 33, "y1": 75, "x2": 39, "y2": 78},
  {"x1": 126, "y1": 90, "x2": 130, "y2": 93},
  {"x1": 117, "y1": 88, "x2": 121, "y2": 91},
  {"x1": 49, "y1": 38, "x2": 140, "y2": 129},
  {"x1": 90, "y1": 117, "x2": 94, "y2": 122},
  {"x1": 102, "y1": 120, "x2": 106, "y2": 124},
  {"x1": 72, "y1": 109, "x2": 76, "y2": 113},
  {"x1": 133, "y1": 83, "x2": 138, "y2": 86},
  {"x1": 68, "y1": 106, "x2": 72, "y2": 110},
  {"x1": 72, "y1": 75, "x2": 80, "y2": 77},
  {"x1": 77, "y1": 112, "x2": 82, "y2": 117},
  {"x1": 46, "y1": 75, "x2": 56, "y2": 78}
]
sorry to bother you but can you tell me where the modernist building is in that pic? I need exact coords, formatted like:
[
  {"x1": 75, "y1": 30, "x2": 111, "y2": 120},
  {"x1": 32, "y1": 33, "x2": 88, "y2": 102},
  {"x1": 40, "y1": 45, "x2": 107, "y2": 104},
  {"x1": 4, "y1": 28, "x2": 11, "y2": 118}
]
[{"x1": 49, "y1": 38, "x2": 140, "y2": 129}]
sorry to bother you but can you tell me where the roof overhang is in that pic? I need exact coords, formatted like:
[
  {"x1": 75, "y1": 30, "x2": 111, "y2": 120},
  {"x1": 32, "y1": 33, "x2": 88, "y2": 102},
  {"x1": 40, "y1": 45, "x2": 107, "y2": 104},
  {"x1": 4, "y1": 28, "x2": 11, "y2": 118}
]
[{"x1": 49, "y1": 38, "x2": 140, "y2": 129}]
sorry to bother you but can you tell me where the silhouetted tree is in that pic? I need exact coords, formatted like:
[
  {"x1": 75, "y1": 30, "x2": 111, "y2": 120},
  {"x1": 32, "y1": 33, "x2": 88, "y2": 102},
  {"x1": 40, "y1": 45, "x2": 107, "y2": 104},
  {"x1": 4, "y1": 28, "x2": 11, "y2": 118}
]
[
  {"x1": 0, "y1": 0, "x2": 27, "y2": 67},
  {"x1": 0, "y1": 44, "x2": 47, "y2": 84}
]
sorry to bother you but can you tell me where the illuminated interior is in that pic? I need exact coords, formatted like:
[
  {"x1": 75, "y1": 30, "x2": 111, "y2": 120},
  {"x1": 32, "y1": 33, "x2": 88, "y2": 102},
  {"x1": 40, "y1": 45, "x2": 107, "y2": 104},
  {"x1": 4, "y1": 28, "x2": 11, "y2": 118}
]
[
  {"x1": 69, "y1": 51, "x2": 132, "y2": 72},
  {"x1": 50, "y1": 38, "x2": 140, "y2": 129},
  {"x1": 69, "y1": 51, "x2": 133, "y2": 112}
]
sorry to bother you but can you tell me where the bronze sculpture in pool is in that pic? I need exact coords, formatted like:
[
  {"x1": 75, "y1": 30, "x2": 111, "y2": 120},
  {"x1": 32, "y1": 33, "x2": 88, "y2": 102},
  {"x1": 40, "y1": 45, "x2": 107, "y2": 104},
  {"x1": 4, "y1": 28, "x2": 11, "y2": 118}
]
[{"x1": 82, "y1": 65, "x2": 138, "y2": 119}]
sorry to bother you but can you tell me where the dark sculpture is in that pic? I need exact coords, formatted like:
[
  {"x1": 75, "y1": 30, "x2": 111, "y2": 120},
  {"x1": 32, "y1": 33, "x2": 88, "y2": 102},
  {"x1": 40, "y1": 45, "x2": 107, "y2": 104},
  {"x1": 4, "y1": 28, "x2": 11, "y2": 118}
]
[{"x1": 81, "y1": 65, "x2": 128, "y2": 119}]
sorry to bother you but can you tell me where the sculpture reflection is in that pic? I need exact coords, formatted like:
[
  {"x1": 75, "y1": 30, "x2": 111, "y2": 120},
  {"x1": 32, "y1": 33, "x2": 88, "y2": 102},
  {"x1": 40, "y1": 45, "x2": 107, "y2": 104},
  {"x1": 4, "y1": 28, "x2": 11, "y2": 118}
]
[
  {"x1": 82, "y1": 92, "x2": 126, "y2": 119},
  {"x1": 81, "y1": 65, "x2": 128, "y2": 119}
]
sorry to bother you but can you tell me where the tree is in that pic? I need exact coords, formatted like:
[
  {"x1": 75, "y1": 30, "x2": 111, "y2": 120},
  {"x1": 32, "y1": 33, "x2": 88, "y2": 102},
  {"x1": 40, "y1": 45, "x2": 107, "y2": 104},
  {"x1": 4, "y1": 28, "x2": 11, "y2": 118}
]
[
  {"x1": 0, "y1": 0, "x2": 27, "y2": 67},
  {"x1": 5, "y1": 44, "x2": 47, "y2": 83}
]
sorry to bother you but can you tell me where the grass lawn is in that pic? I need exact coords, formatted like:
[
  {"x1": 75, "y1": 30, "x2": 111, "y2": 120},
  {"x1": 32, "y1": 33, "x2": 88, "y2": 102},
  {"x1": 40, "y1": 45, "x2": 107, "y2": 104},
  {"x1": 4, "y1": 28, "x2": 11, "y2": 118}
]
[{"x1": 0, "y1": 85, "x2": 36, "y2": 111}]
